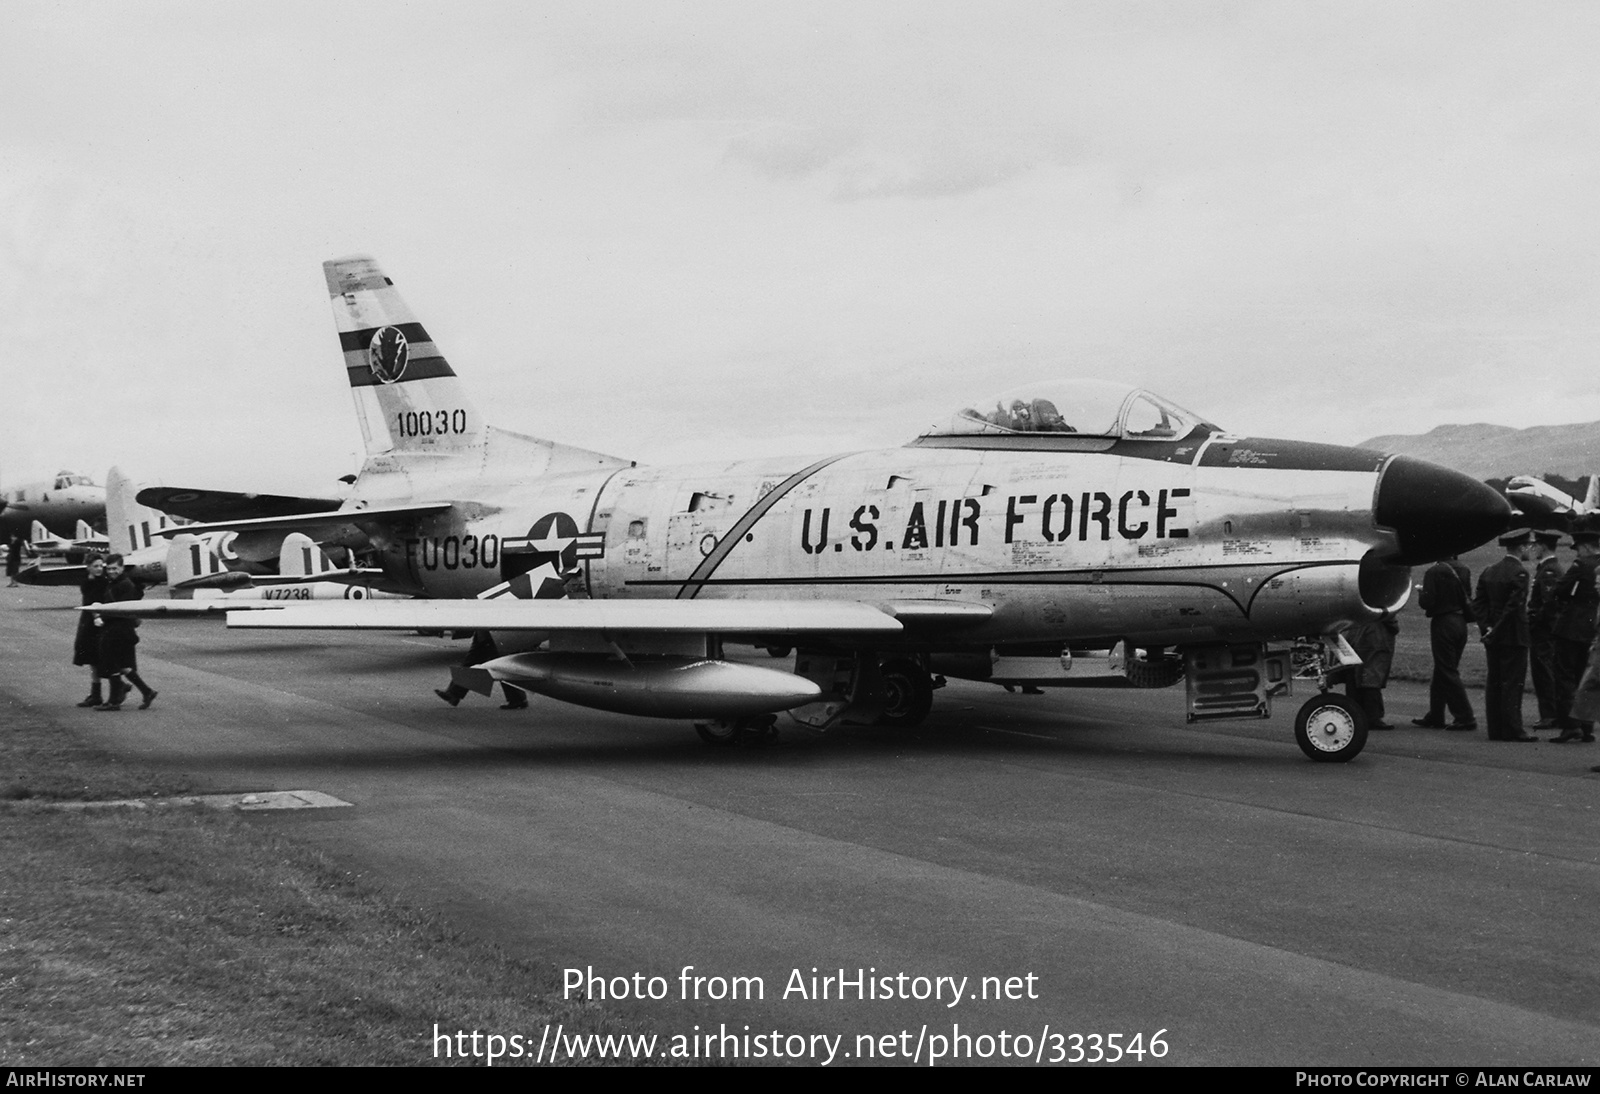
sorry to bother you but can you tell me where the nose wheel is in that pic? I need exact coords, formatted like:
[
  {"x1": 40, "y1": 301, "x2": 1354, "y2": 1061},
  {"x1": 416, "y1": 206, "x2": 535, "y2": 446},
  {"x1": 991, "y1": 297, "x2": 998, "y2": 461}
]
[{"x1": 1293, "y1": 693, "x2": 1368, "y2": 762}]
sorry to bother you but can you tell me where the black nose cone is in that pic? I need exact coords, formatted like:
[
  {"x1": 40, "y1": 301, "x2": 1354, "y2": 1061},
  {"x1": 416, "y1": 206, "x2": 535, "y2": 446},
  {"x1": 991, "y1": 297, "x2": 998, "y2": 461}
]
[{"x1": 1374, "y1": 455, "x2": 1512, "y2": 564}]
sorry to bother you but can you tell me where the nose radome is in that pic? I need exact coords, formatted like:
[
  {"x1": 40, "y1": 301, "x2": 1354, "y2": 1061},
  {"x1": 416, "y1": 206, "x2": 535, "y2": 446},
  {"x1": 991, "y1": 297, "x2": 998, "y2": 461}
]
[{"x1": 1373, "y1": 455, "x2": 1512, "y2": 565}]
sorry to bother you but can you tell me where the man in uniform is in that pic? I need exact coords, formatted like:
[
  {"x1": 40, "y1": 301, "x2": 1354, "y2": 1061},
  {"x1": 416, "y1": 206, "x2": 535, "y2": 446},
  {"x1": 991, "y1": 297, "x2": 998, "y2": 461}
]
[
  {"x1": 1549, "y1": 523, "x2": 1600, "y2": 743},
  {"x1": 1412, "y1": 554, "x2": 1477, "y2": 730},
  {"x1": 1341, "y1": 611, "x2": 1398, "y2": 729},
  {"x1": 1471, "y1": 529, "x2": 1538, "y2": 741},
  {"x1": 1527, "y1": 530, "x2": 1565, "y2": 729},
  {"x1": 94, "y1": 554, "x2": 157, "y2": 710}
]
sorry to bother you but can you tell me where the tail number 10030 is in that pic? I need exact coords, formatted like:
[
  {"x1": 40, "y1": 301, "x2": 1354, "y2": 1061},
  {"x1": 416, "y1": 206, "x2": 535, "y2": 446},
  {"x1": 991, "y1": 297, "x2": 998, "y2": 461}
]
[{"x1": 396, "y1": 409, "x2": 468, "y2": 438}]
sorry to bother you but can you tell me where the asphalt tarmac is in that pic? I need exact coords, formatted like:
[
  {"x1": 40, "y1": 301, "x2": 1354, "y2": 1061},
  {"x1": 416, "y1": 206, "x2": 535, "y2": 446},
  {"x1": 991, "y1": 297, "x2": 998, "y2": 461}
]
[{"x1": 4, "y1": 584, "x2": 1597, "y2": 1066}]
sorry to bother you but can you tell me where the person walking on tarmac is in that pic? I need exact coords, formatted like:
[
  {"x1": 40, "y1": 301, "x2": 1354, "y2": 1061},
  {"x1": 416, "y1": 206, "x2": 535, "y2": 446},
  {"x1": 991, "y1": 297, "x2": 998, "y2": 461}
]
[
  {"x1": 1548, "y1": 524, "x2": 1600, "y2": 743},
  {"x1": 1471, "y1": 529, "x2": 1537, "y2": 742},
  {"x1": 1412, "y1": 554, "x2": 1478, "y2": 730},
  {"x1": 1527, "y1": 530, "x2": 1566, "y2": 730},
  {"x1": 435, "y1": 629, "x2": 528, "y2": 710},
  {"x1": 94, "y1": 554, "x2": 157, "y2": 711},
  {"x1": 73, "y1": 554, "x2": 110, "y2": 707}
]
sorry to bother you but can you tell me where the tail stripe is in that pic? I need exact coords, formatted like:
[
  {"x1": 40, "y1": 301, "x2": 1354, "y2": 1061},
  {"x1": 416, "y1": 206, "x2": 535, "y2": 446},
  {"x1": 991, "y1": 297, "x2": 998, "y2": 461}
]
[
  {"x1": 346, "y1": 357, "x2": 455, "y2": 388},
  {"x1": 337, "y1": 323, "x2": 435, "y2": 353}
]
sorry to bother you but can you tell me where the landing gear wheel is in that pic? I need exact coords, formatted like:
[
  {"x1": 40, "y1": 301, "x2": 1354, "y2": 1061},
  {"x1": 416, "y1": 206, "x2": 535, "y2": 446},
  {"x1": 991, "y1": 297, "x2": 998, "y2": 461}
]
[
  {"x1": 694, "y1": 720, "x2": 739, "y2": 747},
  {"x1": 1294, "y1": 693, "x2": 1368, "y2": 763},
  {"x1": 765, "y1": 646, "x2": 792, "y2": 659},
  {"x1": 877, "y1": 658, "x2": 934, "y2": 728},
  {"x1": 694, "y1": 715, "x2": 780, "y2": 747},
  {"x1": 744, "y1": 715, "x2": 780, "y2": 747}
]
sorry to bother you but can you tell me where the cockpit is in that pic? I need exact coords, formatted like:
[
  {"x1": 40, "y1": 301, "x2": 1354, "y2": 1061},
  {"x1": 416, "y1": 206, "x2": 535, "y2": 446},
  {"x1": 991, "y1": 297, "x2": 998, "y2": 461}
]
[
  {"x1": 918, "y1": 380, "x2": 1216, "y2": 443},
  {"x1": 52, "y1": 473, "x2": 94, "y2": 490}
]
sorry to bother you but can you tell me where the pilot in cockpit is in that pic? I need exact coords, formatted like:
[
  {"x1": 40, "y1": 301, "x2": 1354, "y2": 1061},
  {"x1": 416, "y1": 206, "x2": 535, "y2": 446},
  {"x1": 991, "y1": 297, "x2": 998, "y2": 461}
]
[{"x1": 1029, "y1": 398, "x2": 1073, "y2": 433}]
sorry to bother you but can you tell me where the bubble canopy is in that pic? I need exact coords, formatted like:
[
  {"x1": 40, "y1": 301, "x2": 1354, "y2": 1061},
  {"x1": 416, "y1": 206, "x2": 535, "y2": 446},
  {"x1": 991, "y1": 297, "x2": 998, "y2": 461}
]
[{"x1": 920, "y1": 380, "x2": 1217, "y2": 441}]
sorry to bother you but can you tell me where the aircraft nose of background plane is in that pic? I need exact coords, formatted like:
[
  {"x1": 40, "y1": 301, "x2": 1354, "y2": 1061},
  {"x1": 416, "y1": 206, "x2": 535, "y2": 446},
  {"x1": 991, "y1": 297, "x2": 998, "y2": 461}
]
[{"x1": 1373, "y1": 455, "x2": 1512, "y2": 565}]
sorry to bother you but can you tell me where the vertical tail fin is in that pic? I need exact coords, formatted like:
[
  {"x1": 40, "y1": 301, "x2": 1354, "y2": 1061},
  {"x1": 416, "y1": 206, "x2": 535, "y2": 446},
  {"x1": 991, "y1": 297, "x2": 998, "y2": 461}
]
[
  {"x1": 325, "y1": 256, "x2": 486, "y2": 461},
  {"x1": 278, "y1": 532, "x2": 338, "y2": 578},
  {"x1": 30, "y1": 521, "x2": 52, "y2": 546},
  {"x1": 166, "y1": 533, "x2": 246, "y2": 591},
  {"x1": 106, "y1": 467, "x2": 186, "y2": 556}
]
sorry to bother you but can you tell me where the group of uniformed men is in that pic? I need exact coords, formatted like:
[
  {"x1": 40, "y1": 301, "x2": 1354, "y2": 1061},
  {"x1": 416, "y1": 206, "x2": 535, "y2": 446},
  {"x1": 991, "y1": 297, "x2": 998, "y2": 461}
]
[{"x1": 1414, "y1": 525, "x2": 1600, "y2": 742}]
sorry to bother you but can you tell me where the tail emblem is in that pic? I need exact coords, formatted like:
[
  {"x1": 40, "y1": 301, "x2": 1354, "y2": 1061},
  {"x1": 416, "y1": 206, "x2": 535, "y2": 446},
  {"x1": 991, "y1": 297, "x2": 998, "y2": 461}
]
[{"x1": 368, "y1": 326, "x2": 410, "y2": 384}]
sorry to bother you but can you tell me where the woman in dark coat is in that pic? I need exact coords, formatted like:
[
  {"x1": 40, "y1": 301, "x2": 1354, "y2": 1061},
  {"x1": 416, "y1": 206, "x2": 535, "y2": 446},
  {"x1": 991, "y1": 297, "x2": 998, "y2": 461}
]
[{"x1": 73, "y1": 555, "x2": 109, "y2": 707}]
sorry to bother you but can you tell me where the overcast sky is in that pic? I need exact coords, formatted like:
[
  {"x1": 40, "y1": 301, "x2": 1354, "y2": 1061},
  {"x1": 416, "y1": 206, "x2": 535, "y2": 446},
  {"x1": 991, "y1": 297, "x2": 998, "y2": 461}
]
[{"x1": 4, "y1": 2, "x2": 1599, "y2": 495}]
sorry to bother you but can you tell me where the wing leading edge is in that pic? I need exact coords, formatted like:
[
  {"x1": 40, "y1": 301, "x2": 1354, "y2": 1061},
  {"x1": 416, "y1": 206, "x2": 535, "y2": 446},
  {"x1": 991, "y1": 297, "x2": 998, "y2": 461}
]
[{"x1": 223, "y1": 598, "x2": 904, "y2": 634}]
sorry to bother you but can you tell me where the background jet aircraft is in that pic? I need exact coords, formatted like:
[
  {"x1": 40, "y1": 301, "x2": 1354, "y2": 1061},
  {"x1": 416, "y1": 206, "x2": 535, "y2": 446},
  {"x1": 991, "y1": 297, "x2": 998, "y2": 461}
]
[
  {"x1": 10, "y1": 519, "x2": 110, "y2": 586},
  {"x1": 121, "y1": 255, "x2": 1509, "y2": 763},
  {"x1": 1505, "y1": 473, "x2": 1598, "y2": 530},
  {"x1": 132, "y1": 531, "x2": 408, "y2": 613},
  {"x1": 0, "y1": 471, "x2": 105, "y2": 539}
]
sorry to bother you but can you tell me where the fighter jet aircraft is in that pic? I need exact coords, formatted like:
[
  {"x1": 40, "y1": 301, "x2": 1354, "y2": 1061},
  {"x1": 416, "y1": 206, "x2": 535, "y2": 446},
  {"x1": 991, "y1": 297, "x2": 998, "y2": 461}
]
[
  {"x1": 125, "y1": 532, "x2": 409, "y2": 614},
  {"x1": 0, "y1": 471, "x2": 105, "y2": 539},
  {"x1": 1505, "y1": 474, "x2": 1598, "y2": 530},
  {"x1": 9, "y1": 519, "x2": 109, "y2": 586},
  {"x1": 114, "y1": 255, "x2": 1509, "y2": 762}
]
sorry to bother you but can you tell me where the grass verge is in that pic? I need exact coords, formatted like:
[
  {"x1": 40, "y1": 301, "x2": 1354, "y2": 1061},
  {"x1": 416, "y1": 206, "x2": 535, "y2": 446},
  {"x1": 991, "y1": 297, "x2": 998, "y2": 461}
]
[{"x1": 0, "y1": 693, "x2": 644, "y2": 1066}]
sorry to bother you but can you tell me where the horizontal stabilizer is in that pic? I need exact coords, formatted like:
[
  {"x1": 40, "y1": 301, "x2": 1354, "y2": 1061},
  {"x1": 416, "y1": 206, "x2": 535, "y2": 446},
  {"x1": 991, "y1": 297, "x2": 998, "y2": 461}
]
[
  {"x1": 157, "y1": 502, "x2": 454, "y2": 538},
  {"x1": 225, "y1": 598, "x2": 903, "y2": 635},
  {"x1": 139, "y1": 485, "x2": 345, "y2": 523},
  {"x1": 250, "y1": 568, "x2": 386, "y2": 587}
]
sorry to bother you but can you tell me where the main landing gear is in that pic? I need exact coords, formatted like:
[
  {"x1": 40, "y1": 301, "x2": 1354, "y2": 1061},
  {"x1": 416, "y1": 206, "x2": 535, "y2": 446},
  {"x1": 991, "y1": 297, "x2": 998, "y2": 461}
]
[
  {"x1": 876, "y1": 658, "x2": 934, "y2": 729},
  {"x1": 694, "y1": 714, "x2": 780, "y2": 747}
]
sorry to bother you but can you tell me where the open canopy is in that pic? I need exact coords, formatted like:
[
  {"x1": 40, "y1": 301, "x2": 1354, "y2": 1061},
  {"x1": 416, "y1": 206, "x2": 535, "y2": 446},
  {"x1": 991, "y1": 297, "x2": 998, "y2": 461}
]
[{"x1": 920, "y1": 380, "x2": 1218, "y2": 441}]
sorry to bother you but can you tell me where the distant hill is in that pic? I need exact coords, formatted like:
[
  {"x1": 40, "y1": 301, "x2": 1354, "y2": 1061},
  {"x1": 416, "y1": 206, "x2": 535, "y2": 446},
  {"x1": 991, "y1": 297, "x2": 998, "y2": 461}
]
[{"x1": 1358, "y1": 422, "x2": 1600, "y2": 480}]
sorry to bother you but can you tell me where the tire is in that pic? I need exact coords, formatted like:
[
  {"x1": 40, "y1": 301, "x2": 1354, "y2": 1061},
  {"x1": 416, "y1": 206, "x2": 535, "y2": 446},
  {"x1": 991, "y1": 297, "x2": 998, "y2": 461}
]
[
  {"x1": 1293, "y1": 693, "x2": 1368, "y2": 762},
  {"x1": 877, "y1": 658, "x2": 934, "y2": 728},
  {"x1": 694, "y1": 715, "x2": 778, "y2": 747},
  {"x1": 765, "y1": 646, "x2": 792, "y2": 659},
  {"x1": 694, "y1": 720, "x2": 739, "y2": 747}
]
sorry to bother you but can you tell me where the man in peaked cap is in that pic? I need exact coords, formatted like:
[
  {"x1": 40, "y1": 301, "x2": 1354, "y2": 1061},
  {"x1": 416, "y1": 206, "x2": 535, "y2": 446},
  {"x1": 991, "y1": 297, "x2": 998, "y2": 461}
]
[
  {"x1": 1471, "y1": 529, "x2": 1538, "y2": 742},
  {"x1": 1549, "y1": 520, "x2": 1600, "y2": 742},
  {"x1": 1527, "y1": 530, "x2": 1566, "y2": 730}
]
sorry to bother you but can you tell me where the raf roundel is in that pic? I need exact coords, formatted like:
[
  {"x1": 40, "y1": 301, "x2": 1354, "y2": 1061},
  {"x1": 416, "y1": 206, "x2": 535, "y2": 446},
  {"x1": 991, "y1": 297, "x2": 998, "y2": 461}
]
[{"x1": 367, "y1": 325, "x2": 410, "y2": 384}]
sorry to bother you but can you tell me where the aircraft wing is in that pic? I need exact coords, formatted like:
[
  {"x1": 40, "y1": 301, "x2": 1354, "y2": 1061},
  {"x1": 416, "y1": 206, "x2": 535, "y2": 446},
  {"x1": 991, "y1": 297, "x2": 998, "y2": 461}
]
[
  {"x1": 137, "y1": 486, "x2": 346, "y2": 523},
  {"x1": 223, "y1": 598, "x2": 904, "y2": 635},
  {"x1": 154, "y1": 502, "x2": 454, "y2": 538},
  {"x1": 14, "y1": 562, "x2": 86, "y2": 587},
  {"x1": 81, "y1": 600, "x2": 292, "y2": 617},
  {"x1": 248, "y1": 567, "x2": 388, "y2": 587}
]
